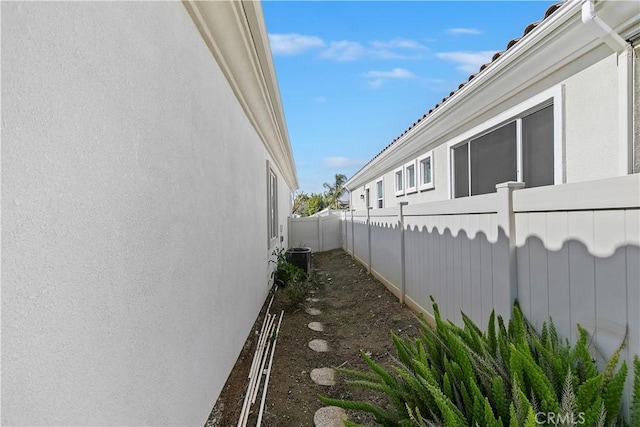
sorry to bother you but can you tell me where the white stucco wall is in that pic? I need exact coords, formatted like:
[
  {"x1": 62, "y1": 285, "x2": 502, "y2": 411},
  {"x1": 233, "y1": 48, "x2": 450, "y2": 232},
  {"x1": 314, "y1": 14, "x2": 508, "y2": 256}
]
[
  {"x1": 564, "y1": 54, "x2": 619, "y2": 183},
  {"x1": 2, "y1": 2, "x2": 291, "y2": 425}
]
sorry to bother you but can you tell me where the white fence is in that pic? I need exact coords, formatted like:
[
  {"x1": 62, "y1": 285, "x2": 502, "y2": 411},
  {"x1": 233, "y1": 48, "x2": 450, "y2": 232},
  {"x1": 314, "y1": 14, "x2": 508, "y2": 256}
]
[
  {"x1": 341, "y1": 175, "x2": 640, "y2": 413},
  {"x1": 288, "y1": 212, "x2": 343, "y2": 252}
]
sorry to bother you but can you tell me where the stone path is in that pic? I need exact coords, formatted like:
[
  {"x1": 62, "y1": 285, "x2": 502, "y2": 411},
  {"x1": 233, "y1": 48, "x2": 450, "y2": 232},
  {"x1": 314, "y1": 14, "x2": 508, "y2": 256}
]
[
  {"x1": 307, "y1": 322, "x2": 324, "y2": 332},
  {"x1": 306, "y1": 300, "x2": 349, "y2": 426},
  {"x1": 308, "y1": 339, "x2": 329, "y2": 352},
  {"x1": 313, "y1": 406, "x2": 348, "y2": 427}
]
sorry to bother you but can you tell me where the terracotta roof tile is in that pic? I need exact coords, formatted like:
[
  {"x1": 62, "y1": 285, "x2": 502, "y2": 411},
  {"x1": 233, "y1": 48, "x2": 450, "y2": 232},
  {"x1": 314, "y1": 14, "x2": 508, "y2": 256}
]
[{"x1": 353, "y1": 1, "x2": 566, "y2": 175}]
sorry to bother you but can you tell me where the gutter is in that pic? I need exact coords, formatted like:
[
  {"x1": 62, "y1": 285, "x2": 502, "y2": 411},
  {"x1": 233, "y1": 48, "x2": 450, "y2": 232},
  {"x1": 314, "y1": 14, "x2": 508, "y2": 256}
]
[{"x1": 581, "y1": 0, "x2": 634, "y2": 174}]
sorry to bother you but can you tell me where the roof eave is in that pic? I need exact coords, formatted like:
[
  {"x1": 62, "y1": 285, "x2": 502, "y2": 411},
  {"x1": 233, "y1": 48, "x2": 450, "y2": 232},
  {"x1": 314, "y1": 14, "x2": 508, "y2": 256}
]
[{"x1": 182, "y1": 0, "x2": 299, "y2": 191}]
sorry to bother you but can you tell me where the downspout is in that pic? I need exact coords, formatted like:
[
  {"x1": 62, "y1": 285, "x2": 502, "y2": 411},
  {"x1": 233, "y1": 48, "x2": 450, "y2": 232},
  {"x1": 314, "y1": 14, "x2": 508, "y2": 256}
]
[{"x1": 581, "y1": 0, "x2": 634, "y2": 175}]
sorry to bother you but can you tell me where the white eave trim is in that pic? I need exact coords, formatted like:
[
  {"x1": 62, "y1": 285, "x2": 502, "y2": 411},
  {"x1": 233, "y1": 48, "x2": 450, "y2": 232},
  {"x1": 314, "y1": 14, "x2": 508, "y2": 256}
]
[{"x1": 182, "y1": 0, "x2": 298, "y2": 191}]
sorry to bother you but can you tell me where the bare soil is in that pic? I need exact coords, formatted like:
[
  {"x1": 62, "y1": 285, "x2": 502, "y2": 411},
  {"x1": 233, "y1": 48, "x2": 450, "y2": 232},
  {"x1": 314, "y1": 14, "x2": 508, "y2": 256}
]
[{"x1": 206, "y1": 249, "x2": 423, "y2": 427}]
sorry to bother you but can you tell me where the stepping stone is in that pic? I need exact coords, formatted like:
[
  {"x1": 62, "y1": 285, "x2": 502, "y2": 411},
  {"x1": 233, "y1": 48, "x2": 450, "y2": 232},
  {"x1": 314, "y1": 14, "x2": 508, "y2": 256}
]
[
  {"x1": 307, "y1": 297, "x2": 320, "y2": 302},
  {"x1": 314, "y1": 406, "x2": 348, "y2": 427},
  {"x1": 305, "y1": 308, "x2": 321, "y2": 316},
  {"x1": 310, "y1": 367, "x2": 335, "y2": 386},
  {"x1": 308, "y1": 322, "x2": 324, "y2": 332},
  {"x1": 308, "y1": 339, "x2": 329, "y2": 352}
]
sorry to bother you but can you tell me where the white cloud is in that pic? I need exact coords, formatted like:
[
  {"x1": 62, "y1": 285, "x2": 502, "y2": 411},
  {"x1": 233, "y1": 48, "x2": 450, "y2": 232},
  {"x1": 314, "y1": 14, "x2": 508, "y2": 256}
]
[
  {"x1": 319, "y1": 38, "x2": 426, "y2": 61},
  {"x1": 362, "y1": 68, "x2": 416, "y2": 89},
  {"x1": 368, "y1": 79, "x2": 383, "y2": 89},
  {"x1": 268, "y1": 33, "x2": 325, "y2": 56},
  {"x1": 319, "y1": 41, "x2": 367, "y2": 61},
  {"x1": 445, "y1": 28, "x2": 482, "y2": 36},
  {"x1": 436, "y1": 51, "x2": 495, "y2": 74},
  {"x1": 370, "y1": 38, "x2": 426, "y2": 50},
  {"x1": 322, "y1": 157, "x2": 364, "y2": 168},
  {"x1": 369, "y1": 38, "x2": 428, "y2": 59},
  {"x1": 362, "y1": 68, "x2": 416, "y2": 79}
]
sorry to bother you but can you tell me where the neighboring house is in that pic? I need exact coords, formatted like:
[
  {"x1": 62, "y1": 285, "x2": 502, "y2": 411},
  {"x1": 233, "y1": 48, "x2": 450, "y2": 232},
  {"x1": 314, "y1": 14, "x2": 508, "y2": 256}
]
[
  {"x1": 347, "y1": 0, "x2": 639, "y2": 209},
  {"x1": 2, "y1": 1, "x2": 296, "y2": 426},
  {"x1": 332, "y1": 0, "x2": 639, "y2": 413}
]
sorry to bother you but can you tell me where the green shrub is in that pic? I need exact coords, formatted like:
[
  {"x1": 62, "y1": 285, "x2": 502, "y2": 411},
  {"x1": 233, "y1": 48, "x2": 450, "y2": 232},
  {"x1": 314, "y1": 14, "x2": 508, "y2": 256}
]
[
  {"x1": 320, "y1": 297, "x2": 636, "y2": 426},
  {"x1": 284, "y1": 267, "x2": 310, "y2": 306},
  {"x1": 269, "y1": 247, "x2": 310, "y2": 306}
]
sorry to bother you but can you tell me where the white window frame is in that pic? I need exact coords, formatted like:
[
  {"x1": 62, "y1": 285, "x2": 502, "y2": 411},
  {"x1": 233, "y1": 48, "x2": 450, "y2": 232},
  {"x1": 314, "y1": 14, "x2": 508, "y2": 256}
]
[
  {"x1": 446, "y1": 85, "x2": 564, "y2": 199},
  {"x1": 267, "y1": 162, "x2": 278, "y2": 246},
  {"x1": 404, "y1": 160, "x2": 417, "y2": 194},
  {"x1": 375, "y1": 178, "x2": 384, "y2": 208},
  {"x1": 364, "y1": 185, "x2": 370, "y2": 208},
  {"x1": 418, "y1": 151, "x2": 434, "y2": 191},
  {"x1": 394, "y1": 166, "x2": 404, "y2": 196}
]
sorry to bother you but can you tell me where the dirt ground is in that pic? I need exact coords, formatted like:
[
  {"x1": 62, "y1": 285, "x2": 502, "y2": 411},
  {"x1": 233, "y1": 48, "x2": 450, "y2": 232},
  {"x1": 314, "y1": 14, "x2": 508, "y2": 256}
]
[{"x1": 206, "y1": 249, "x2": 423, "y2": 427}]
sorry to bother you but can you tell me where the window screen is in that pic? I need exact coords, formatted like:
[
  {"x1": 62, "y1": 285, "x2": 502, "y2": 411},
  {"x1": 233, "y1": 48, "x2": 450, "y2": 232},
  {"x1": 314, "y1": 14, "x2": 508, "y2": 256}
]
[
  {"x1": 395, "y1": 170, "x2": 403, "y2": 191},
  {"x1": 421, "y1": 157, "x2": 431, "y2": 184},
  {"x1": 406, "y1": 164, "x2": 415, "y2": 188},
  {"x1": 522, "y1": 105, "x2": 554, "y2": 188},
  {"x1": 454, "y1": 143, "x2": 469, "y2": 198},
  {"x1": 470, "y1": 122, "x2": 517, "y2": 196}
]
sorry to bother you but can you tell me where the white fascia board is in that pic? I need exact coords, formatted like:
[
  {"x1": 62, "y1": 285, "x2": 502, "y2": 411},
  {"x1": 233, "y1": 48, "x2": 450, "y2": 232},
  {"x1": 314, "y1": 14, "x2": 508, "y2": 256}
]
[
  {"x1": 346, "y1": 0, "x2": 636, "y2": 191},
  {"x1": 182, "y1": 0, "x2": 299, "y2": 191}
]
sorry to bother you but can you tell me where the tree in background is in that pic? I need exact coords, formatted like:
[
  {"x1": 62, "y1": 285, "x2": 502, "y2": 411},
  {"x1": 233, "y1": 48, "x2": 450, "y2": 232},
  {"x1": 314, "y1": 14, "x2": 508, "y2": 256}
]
[
  {"x1": 322, "y1": 173, "x2": 347, "y2": 210},
  {"x1": 292, "y1": 191, "x2": 326, "y2": 216},
  {"x1": 305, "y1": 193, "x2": 325, "y2": 216},
  {"x1": 292, "y1": 191, "x2": 309, "y2": 216}
]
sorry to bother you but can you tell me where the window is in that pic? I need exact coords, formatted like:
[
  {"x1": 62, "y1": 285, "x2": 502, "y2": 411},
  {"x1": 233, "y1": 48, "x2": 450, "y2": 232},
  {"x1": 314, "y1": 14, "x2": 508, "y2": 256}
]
[
  {"x1": 522, "y1": 105, "x2": 554, "y2": 188},
  {"x1": 405, "y1": 161, "x2": 417, "y2": 194},
  {"x1": 470, "y1": 122, "x2": 517, "y2": 196},
  {"x1": 267, "y1": 165, "x2": 278, "y2": 242},
  {"x1": 376, "y1": 179, "x2": 383, "y2": 208},
  {"x1": 418, "y1": 151, "x2": 434, "y2": 191},
  {"x1": 365, "y1": 186, "x2": 370, "y2": 208},
  {"x1": 453, "y1": 103, "x2": 554, "y2": 198},
  {"x1": 394, "y1": 166, "x2": 404, "y2": 196}
]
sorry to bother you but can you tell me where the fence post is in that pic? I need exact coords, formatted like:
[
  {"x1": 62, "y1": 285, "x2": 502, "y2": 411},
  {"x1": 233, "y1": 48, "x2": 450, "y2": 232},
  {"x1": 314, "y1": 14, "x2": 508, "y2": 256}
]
[
  {"x1": 350, "y1": 209, "x2": 355, "y2": 258},
  {"x1": 399, "y1": 202, "x2": 408, "y2": 305},
  {"x1": 318, "y1": 216, "x2": 323, "y2": 252},
  {"x1": 495, "y1": 181, "x2": 524, "y2": 319},
  {"x1": 342, "y1": 211, "x2": 347, "y2": 251},
  {"x1": 366, "y1": 207, "x2": 372, "y2": 274}
]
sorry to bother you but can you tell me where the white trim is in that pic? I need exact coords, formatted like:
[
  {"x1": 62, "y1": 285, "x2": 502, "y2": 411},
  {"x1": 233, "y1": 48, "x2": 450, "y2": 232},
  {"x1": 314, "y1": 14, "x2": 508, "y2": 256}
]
[
  {"x1": 417, "y1": 151, "x2": 434, "y2": 191},
  {"x1": 393, "y1": 166, "x2": 404, "y2": 196},
  {"x1": 267, "y1": 161, "x2": 278, "y2": 246},
  {"x1": 364, "y1": 185, "x2": 371, "y2": 208},
  {"x1": 404, "y1": 160, "x2": 417, "y2": 194},
  {"x1": 447, "y1": 85, "x2": 564, "y2": 198},
  {"x1": 554, "y1": 85, "x2": 566, "y2": 184},
  {"x1": 515, "y1": 118, "x2": 523, "y2": 182},
  {"x1": 618, "y1": 46, "x2": 633, "y2": 175}
]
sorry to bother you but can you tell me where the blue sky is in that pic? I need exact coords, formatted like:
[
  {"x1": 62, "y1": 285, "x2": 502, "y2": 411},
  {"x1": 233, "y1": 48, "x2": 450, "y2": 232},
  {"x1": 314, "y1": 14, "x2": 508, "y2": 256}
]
[{"x1": 262, "y1": 1, "x2": 558, "y2": 194}]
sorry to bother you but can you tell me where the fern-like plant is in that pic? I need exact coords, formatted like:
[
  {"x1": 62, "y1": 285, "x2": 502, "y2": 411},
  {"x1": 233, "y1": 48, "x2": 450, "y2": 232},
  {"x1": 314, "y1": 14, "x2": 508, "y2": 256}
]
[{"x1": 319, "y1": 297, "x2": 635, "y2": 426}]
